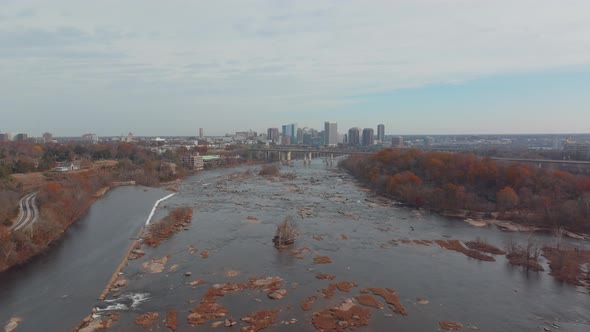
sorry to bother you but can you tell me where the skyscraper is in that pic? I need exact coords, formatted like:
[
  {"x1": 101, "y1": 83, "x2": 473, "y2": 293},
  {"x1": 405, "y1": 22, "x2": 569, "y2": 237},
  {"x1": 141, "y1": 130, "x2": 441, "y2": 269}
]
[
  {"x1": 377, "y1": 124, "x2": 385, "y2": 142},
  {"x1": 199, "y1": 128, "x2": 204, "y2": 139},
  {"x1": 362, "y1": 128, "x2": 374, "y2": 146},
  {"x1": 348, "y1": 127, "x2": 361, "y2": 146},
  {"x1": 267, "y1": 128, "x2": 280, "y2": 143},
  {"x1": 324, "y1": 122, "x2": 338, "y2": 146},
  {"x1": 296, "y1": 128, "x2": 304, "y2": 144},
  {"x1": 281, "y1": 123, "x2": 297, "y2": 145}
]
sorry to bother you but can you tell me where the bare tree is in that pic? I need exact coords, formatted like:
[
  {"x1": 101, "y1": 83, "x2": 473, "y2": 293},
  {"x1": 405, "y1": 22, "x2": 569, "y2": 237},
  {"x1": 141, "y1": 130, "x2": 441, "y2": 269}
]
[{"x1": 273, "y1": 216, "x2": 296, "y2": 249}]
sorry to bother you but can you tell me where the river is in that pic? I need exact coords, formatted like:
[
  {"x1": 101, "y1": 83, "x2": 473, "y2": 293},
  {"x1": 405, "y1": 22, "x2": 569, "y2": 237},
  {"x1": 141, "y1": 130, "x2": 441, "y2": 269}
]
[{"x1": 2, "y1": 161, "x2": 589, "y2": 331}]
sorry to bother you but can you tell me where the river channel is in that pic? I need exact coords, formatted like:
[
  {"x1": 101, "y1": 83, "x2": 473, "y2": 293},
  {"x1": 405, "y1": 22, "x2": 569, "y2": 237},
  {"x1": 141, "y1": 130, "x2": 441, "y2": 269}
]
[
  {"x1": 2, "y1": 161, "x2": 590, "y2": 331},
  {"x1": 0, "y1": 186, "x2": 169, "y2": 331}
]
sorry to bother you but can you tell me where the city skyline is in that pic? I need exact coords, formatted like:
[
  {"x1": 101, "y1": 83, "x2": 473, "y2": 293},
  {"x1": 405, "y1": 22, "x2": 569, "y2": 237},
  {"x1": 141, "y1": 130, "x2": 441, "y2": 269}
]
[{"x1": 2, "y1": 1, "x2": 590, "y2": 136}]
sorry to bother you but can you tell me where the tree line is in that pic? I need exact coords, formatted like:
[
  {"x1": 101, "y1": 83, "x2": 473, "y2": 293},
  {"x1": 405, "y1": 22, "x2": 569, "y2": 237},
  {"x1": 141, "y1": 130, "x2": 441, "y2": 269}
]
[{"x1": 339, "y1": 148, "x2": 590, "y2": 232}]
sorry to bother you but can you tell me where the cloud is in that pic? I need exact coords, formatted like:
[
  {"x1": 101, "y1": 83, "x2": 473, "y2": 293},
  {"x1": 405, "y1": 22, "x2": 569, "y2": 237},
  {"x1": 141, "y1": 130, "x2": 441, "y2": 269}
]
[{"x1": 1, "y1": 0, "x2": 590, "y2": 135}]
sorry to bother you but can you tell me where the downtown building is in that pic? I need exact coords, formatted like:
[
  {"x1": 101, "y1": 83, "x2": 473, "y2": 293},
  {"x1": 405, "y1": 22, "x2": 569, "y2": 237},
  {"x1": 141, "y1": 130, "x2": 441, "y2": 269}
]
[
  {"x1": 362, "y1": 128, "x2": 374, "y2": 146},
  {"x1": 324, "y1": 122, "x2": 338, "y2": 146},
  {"x1": 281, "y1": 123, "x2": 298, "y2": 145},
  {"x1": 377, "y1": 124, "x2": 385, "y2": 142},
  {"x1": 348, "y1": 127, "x2": 361, "y2": 146},
  {"x1": 267, "y1": 128, "x2": 280, "y2": 143}
]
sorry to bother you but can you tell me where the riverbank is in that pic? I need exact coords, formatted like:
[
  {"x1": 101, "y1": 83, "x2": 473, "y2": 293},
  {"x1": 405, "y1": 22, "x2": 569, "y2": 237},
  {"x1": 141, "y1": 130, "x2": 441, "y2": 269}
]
[
  {"x1": 0, "y1": 182, "x2": 127, "y2": 273},
  {"x1": 342, "y1": 169, "x2": 590, "y2": 241},
  {"x1": 339, "y1": 149, "x2": 590, "y2": 235},
  {"x1": 0, "y1": 159, "x2": 262, "y2": 274},
  {"x1": 440, "y1": 210, "x2": 590, "y2": 240},
  {"x1": 0, "y1": 186, "x2": 171, "y2": 332}
]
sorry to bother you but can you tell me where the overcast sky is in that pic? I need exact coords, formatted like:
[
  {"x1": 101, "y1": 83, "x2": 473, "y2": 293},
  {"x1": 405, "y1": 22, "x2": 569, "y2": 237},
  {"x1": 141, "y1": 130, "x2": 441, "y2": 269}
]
[{"x1": 1, "y1": 0, "x2": 590, "y2": 137}]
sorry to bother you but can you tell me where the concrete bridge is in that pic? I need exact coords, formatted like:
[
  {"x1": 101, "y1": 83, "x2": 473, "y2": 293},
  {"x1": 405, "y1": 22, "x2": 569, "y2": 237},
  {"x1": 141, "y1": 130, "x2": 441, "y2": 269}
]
[{"x1": 249, "y1": 147, "x2": 371, "y2": 163}]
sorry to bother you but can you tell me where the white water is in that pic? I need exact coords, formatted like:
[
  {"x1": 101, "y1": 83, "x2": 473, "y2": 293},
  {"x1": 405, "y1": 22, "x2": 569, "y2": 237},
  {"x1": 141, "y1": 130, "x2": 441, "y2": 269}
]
[{"x1": 95, "y1": 293, "x2": 151, "y2": 313}]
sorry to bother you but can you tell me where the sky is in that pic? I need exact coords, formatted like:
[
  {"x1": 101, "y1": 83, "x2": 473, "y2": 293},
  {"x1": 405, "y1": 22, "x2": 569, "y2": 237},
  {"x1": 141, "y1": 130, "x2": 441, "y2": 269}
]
[{"x1": 1, "y1": 0, "x2": 590, "y2": 137}]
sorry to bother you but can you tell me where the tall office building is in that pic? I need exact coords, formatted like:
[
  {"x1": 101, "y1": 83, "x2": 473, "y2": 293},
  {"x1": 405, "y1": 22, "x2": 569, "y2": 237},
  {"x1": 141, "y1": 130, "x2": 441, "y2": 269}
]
[
  {"x1": 14, "y1": 133, "x2": 28, "y2": 141},
  {"x1": 362, "y1": 128, "x2": 374, "y2": 146},
  {"x1": 377, "y1": 124, "x2": 385, "y2": 142},
  {"x1": 296, "y1": 128, "x2": 304, "y2": 144},
  {"x1": 324, "y1": 122, "x2": 338, "y2": 146},
  {"x1": 348, "y1": 127, "x2": 361, "y2": 146},
  {"x1": 267, "y1": 128, "x2": 280, "y2": 143},
  {"x1": 281, "y1": 123, "x2": 298, "y2": 145},
  {"x1": 199, "y1": 128, "x2": 204, "y2": 139}
]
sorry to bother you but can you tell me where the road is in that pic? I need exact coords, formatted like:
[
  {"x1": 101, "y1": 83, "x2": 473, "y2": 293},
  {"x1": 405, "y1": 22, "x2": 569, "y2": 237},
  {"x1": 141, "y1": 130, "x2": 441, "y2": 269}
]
[{"x1": 10, "y1": 192, "x2": 39, "y2": 231}]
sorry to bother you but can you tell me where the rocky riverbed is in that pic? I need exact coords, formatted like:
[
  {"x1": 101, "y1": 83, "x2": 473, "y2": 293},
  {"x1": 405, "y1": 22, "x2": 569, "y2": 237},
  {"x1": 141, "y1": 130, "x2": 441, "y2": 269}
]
[{"x1": 74, "y1": 161, "x2": 590, "y2": 331}]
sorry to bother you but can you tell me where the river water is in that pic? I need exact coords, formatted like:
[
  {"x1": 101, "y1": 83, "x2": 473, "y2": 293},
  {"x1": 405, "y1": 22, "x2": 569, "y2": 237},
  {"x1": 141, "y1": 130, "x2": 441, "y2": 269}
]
[{"x1": 1, "y1": 161, "x2": 589, "y2": 331}]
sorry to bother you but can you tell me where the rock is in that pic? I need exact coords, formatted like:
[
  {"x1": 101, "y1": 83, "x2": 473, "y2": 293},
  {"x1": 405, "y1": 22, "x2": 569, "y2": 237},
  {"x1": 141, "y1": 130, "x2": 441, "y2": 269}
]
[
  {"x1": 356, "y1": 294, "x2": 384, "y2": 309},
  {"x1": 313, "y1": 256, "x2": 332, "y2": 264},
  {"x1": 134, "y1": 312, "x2": 159, "y2": 328},
  {"x1": 210, "y1": 321, "x2": 224, "y2": 328},
  {"x1": 4, "y1": 317, "x2": 22, "y2": 332},
  {"x1": 185, "y1": 272, "x2": 192, "y2": 276},
  {"x1": 225, "y1": 318, "x2": 236, "y2": 327},
  {"x1": 142, "y1": 257, "x2": 168, "y2": 273},
  {"x1": 189, "y1": 279, "x2": 206, "y2": 287},
  {"x1": 114, "y1": 279, "x2": 127, "y2": 288},
  {"x1": 268, "y1": 289, "x2": 287, "y2": 300},
  {"x1": 439, "y1": 321, "x2": 464, "y2": 331},
  {"x1": 416, "y1": 297, "x2": 429, "y2": 305},
  {"x1": 225, "y1": 270, "x2": 240, "y2": 278}
]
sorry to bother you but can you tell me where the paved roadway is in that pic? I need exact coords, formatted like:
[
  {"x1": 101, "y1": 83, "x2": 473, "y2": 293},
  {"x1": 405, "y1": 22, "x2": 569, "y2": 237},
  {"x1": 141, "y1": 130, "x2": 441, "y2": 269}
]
[{"x1": 9, "y1": 192, "x2": 39, "y2": 231}]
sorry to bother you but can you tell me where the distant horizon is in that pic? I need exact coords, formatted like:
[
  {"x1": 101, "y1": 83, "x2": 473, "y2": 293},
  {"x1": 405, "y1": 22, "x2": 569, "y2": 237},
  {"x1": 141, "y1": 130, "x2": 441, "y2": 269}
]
[{"x1": 4, "y1": 131, "x2": 590, "y2": 139}]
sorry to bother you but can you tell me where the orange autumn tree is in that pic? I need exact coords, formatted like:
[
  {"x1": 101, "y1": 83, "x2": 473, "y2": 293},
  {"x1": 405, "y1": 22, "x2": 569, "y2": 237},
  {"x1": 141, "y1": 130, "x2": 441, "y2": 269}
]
[{"x1": 497, "y1": 186, "x2": 520, "y2": 212}]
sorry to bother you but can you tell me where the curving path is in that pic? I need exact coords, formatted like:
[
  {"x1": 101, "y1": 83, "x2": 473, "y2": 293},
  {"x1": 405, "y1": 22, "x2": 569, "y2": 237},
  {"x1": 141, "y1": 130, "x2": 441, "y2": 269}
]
[{"x1": 10, "y1": 192, "x2": 38, "y2": 231}]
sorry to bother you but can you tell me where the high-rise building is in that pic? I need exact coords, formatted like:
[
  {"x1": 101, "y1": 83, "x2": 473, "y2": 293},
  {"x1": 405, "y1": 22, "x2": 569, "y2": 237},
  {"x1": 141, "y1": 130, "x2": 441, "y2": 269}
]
[
  {"x1": 296, "y1": 128, "x2": 304, "y2": 144},
  {"x1": 391, "y1": 136, "x2": 404, "y2": 148},
  {"x1": 281, "y1": 123, "x2": 297, "y2": 145},
  {"x1": 0, "y1": 134, "x2": 7, "y2": 142},
  {"x1": 377, "y1": 124, "x2": 385, "y2": 142},
  {"x1": 14, "y1": 133, "x2": 28, "y2": 141},
  {"x1": 199, "y1": 128, "x2": 204, "y2": 139},
  {"x1": 324, "y1": 122, "x2": 338, "y2": 146},
  {"x1": 348, "y1": 127, "x2": 361, "y2": 146},
  {"x1": 267, "y1": 128, "x2": 280, "y2": 143},
  {"x1": 362, "y1": 128, "x2": 374, "y2": 146}
]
